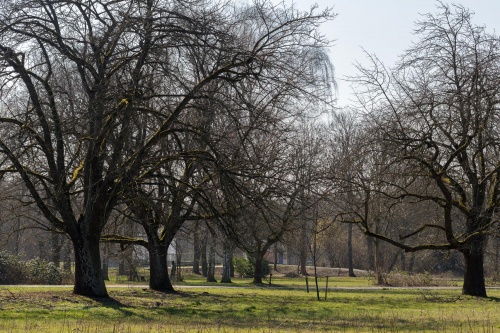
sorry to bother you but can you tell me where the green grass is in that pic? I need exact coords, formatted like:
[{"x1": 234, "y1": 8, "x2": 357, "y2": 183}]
[{"x1": 0, "y1": 280, "x2": 499, "y2": 332}]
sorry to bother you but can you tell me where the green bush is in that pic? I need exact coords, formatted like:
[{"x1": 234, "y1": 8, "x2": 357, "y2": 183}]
[
  {"x1": 233, "y1": 257, "x2": 253, "y2": 278},
  {"x1": 232, "y1": 256, "x2": 270, "y2": 278},
  {"x1": 0, "y1": 252, "x2": 26, "y2": 284},
  {"x1": 0, "y1": 251, "x2": 62, "y2": 285},
  {"x1": 25, "y1": 258, "x2": 62, "y2": 285}
]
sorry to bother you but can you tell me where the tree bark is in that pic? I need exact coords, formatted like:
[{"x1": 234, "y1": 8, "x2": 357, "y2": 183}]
[
  {"x1": 51, "y1": 232, "x2": 62, "y2": 268},
  {"x1": 192, "y1": 226, "x2": 201, "y2": 275},
  {"x1": 374, "y1": 238, "x2": 385, "y2": 285},
  {"x1": 273, "y1": 243, "x2": 278, "y2": 271},
  {"x1": 461, "y1": 238, "x2": 487, "y2": 297},
  {"x1": 221, "y1": 244, "x2": 232, "y2": 283},
  {"x1": 206, "y1": 237, "x2": 217, "y2": 282},
  {"x1": 118, "y1": 258, "x2": 126, "y2": 275},
  {"x1": 71, "y1": 233, "x2": 107, "y2": 297},
  {"x1": 366, "y1": 236, "x2": 375, "y2": 271},
  {"x1": 148, "y1": 243, "x2": 174, "y2": 292},
  {"x1": 201, "y1": 236, "x2": 208, "y2": 277},
  {"x1": 63, "y1": 241, "x2": 72, "y2": 272},
  {"x1": 347, "y1": 223, "x2": 356, "y2": 277},
  {"x1": 101, "y1": 243, "x2": 109, "y2": 281},
  {"x1": 14, "y1": 217, "x2": 21, "y2": 256},
  {"x1": 408, "y1": 252, "x2": 415, "y2": 274},
  {"x1": 299, "y1": 225, "x2": 308, "y2": 276},
  {"x1": 494, "y1": 236, "x2": 500, "y2": 277},
  {"x1": 253, "y1": 255, "x2": 263, "y2": 284},
  {"x1": 230, "y1": 254, "x2": 235, "y2": 278},
  {"x1": 400, "y1": 251, "x2": 406, "y2": 272}
]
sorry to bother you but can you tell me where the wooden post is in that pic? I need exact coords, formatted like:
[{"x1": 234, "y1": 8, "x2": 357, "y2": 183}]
[{"x1": 306, "y1": 277, "x2": 309, "y2": 293}]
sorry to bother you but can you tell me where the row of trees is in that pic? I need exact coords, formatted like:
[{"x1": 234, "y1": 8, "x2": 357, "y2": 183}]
[
  {"x1": 0, "y1": 1, "x2": 499, "y2": 298},
  {"x1": 0, "y1": 0, "x2": 335, "y2": 297}
]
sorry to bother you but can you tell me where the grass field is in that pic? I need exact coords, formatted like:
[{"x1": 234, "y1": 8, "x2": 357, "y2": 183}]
[{"x1": 0, "y1": 276, "x2": 499, "y2": 332}]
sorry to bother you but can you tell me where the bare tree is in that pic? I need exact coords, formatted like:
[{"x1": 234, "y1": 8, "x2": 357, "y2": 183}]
[
  {"x1": 0, "y1": 0, "x2": 334, "y2": 296},
  {"x1": 350, "y1": 4, "x2": 500, "y2": 297}
]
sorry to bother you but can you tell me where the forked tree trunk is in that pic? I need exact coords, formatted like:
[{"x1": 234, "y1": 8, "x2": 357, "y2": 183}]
[
  {"x1": 461, "y1": 237, "x2": 487, "y2": 297},
  {"x1": 71, "y1": 233, "x2": 107, "y2": 297}
]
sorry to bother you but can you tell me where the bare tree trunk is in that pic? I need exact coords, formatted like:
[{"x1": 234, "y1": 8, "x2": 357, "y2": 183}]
[
  {"x1": 347, "y1": 223, "x2": 356, "y2": 277},
  {"x1": 299, "y1": 226, "x2": 308, "y2": 276},
  {"x1": 118, "y1": 258, "x2": 126, "y2": 275},
  {"x1": 14, "y1": 217, "x2": 21, "y2": 256},
  {"x1": 461, "y1": 237, "x2": 487, "y2": 297},
  {"x1": 175, "y1": 243, "x2": 183, "y2": 282},
  {"x1": 63, "y1": 241, "x2": 72, "y2": 272},
  {"x1": 366, "y1": 236, "x2": 375, "y2": 271},
  {"x1": 253, "y1": 254, "x2": 264, "y2": 284},
  {"x1": 71, "y1": 233, "x2": 107, "y2": 297},
  {"x1": 148, "y1": 242, "x2": 174, "y2": 292},
  {"x1": 201, "y1": 235, "x2": 208, "y2": 277},
  {"x1": 221, "y1": 243, "x2": 232, "y2": 283},
  {"x1": 408, "y1": 252, "x2": 416, "y2": 274},
  {"x1": 400, "y1": 251, "x2": 406, "y2": 271},
  {"x1": 230, "y1": 254, "x2": 235, "y2": 278},
  {"x1": 375, "y1": 238, "x2": 385, "y2": 285},
  {"x1": 273, "y1": 243, "x2": 278, "y2": 271},
  {"x1": 192, "y1": 225, "x2": 201, "y2": 275},
  {"x1": 494, "y1": 236, "x2": 500, "y2": 277},
  {"x1": 51, "y1": 232, "x2": 62, "y2": 268},
  {"x1": 206, "y1": 237, "x2": 217, "y2": 283},
  {"x1": 102, "y1": 244, "x2": 109, "y2": 281},
  {"x1": 387, "y1": 250, "x2": 401, "y2": 273},
  {"x1": 38, "y1": 237, "x2": 47, "y2": 261}
]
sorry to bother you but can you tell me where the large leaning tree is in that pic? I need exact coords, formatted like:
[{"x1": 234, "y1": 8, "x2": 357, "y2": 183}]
[
  {"x1": 0, "y1": 0, "x2": 334, "y2": 297},
  {"x1": 351, "y1": 4, "x2": 500, "y2": 297}
]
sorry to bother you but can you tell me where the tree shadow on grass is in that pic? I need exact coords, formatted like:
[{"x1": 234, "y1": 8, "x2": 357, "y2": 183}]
[
  {"x1": 485, "y1": 296, "x2": 500, "y2": 302},
  {"x1": 88, "y1": 296, "x2": 136, "y2": 317}
]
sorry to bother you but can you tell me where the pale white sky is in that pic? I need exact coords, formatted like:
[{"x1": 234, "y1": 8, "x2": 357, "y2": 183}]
[{"x1": 293, "y1": 0, "x2": 500, "y2": 107}]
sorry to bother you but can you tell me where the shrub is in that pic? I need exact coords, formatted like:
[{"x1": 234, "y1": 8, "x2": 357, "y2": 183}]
[
  {"x1": 233, "y1": 256, "x2": 271, "y2": 278},
  {"x1": 24, "y1": 258, "x2": 62, "y2": 285},
  {"x1": 380, "y1": 270, "x2": 457, "y2": 287},
  {"x1": 0, "y1": 252, "x2": 26, "y2": 284},
  {"x1": 0, "y1": 251, "x2": 62, "y2": 285},
  {"x1": 233, "y1": 257, "x2": 253, "y2": 278}
]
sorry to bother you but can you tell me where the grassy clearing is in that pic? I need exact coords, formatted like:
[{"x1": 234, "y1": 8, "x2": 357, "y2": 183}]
[
  {"x1": 0, "y1": 279, "x2": 499, "y2": 332},
  {"x1": 168, "y1": 274, "x2": 374, "y2": 289}
]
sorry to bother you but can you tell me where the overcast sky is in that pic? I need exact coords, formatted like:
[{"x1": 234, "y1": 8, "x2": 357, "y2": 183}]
[{"x1": 293, "y1": 0, "x2": 500, "y2": 107}]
